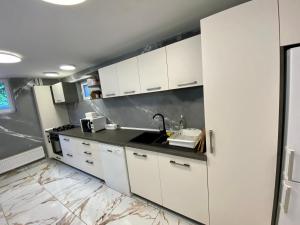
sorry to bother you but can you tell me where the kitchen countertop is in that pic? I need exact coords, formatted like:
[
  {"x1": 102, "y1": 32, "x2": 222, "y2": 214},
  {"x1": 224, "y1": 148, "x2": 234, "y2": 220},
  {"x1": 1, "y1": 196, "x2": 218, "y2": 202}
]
[{"x1": 56, "y1": 128, "x2": 207, "y2": 161}]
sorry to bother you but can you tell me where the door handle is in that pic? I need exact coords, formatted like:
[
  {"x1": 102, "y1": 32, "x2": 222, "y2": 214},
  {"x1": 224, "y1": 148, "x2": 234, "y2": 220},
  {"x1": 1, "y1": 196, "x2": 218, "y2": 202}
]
[
  {"x1": 85, "y1": 160, "x2": 94, "y2": 165},
  {"x1": 133, "y1": 152, "x2": 147, "y2": 158},
  {"x1": 82, "y1": 142, "x2": 90, "y2": 146},
  {"x1": 170, "y1": 160, "x2": 190, "y2": 168},
  {"x1": 107, "y1": 149, "x2": 113, "y2": 153},
  {"x1": 282, "y1": 183, "x2": 292, "y2": 214},
  {"x1": 285, "y1": 148, "x2": 295, "y2": 181},
  {"x1": 63, "y1": 138, "x2": 70, "y2": 141},
  {"x1": 146, "y1": 86, "x2": 161, "y2": 91},
  {"x1": 84, "y1": 151, "x2": 92, "y2": 155},
  {"x1": 177, "y1": 81, "x2": 197, "y2": 87},
  {"x1": 124, "y1": 90, "x2": 135, "y2": 94},
  {"x1": 106, "y1": 93, "x2": 116, "y2": 97},
  {"x1": 209, "y1": 130, "x2": 214, "y2": 154},
  {"x1": 66, "y1": 153, "x2": 73, "y2": 157}
]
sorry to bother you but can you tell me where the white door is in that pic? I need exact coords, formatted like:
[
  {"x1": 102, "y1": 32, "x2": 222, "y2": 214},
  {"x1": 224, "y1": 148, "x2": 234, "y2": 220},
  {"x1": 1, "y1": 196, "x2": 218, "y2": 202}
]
[
  {"x1": 138, "y1": 48, "x2": 168, "y2": 93},
  {"x1": 158, "y1": 154, "x2": 209, "y2": 224},
  {"x1": 117, "y1": 57, "x2": 141, "y2": 96},
  {"x1": 51, "y1": 82, "x2": 65, "y2": 103},
  {"x1": 98, "y1": 64, "x2": 120, "y2": 98},
  {"x1": 125, "y1": 147, "x2": 162, "y2": 204},
  {"x1": 285, "y1": 48, "x2": 300, "y2": 182},
  {"x1": 201, "y1": 1, "x2": 280, "y2": 225},
  {"x1": 166, "y1": 35, "x2": 202, "y2": 89},
  {"x1": 278, "y1": 181, "x2": 300, "y2": 225},
  {"x1": 279, "y1": 0, "x2": 300, "y2": 46}
]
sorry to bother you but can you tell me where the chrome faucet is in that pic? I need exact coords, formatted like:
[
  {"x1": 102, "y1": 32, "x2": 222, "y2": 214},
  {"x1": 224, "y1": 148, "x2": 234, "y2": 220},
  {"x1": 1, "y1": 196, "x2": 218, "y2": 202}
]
[{"x1": 153, "y1": 113, "x2": 167, "y2": 136}]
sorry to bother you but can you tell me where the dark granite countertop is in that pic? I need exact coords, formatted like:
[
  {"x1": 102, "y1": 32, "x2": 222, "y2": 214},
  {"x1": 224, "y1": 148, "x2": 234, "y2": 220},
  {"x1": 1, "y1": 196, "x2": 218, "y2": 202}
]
[{"x1": 57, "y1": 128, "x2": 207, "y2": 161}]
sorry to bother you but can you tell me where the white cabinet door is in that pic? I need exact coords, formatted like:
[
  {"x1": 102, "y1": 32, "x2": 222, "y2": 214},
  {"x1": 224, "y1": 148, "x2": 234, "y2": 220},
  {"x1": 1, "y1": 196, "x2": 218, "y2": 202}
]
[
  {"x1": 158, "y1": 154, "x2": 209, "y2": 224},
  {"x1": 59, "y1": 135, "x2": 77, "y2": 166},
  {"x1": 166, "y1": 35, "x2": 202, "y2": 89},
  {"x1": 98, "y1": 64, "x2": 120, "y2": 98},
  {"x1": 278, "y1": 181, "x2": 300, "y2": 225},
  {"x1": 201, "y1": 1, "x2": 280, "y2": 225},
  {"x1": 51, "y1": 82, "x2": 65, "y2": 103},
  {"x1": 279, "y1": 0, "x2": 300, "y2": 46},
  {"x1": 138, "y1": 48, "x2": 168, "y2": 93},
  {"x1": 117, "y1": 57, "x2": 141, "y2": 96},
  {"x1": 125, "y1": 147, "x2": 162, "y2": 204}
]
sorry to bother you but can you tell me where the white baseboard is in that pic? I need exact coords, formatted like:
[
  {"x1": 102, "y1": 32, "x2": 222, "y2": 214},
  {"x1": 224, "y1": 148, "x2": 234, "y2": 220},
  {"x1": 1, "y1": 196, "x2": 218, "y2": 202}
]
[{"x1": 0, "y1": 146, "x2": 45, "y2": 174}]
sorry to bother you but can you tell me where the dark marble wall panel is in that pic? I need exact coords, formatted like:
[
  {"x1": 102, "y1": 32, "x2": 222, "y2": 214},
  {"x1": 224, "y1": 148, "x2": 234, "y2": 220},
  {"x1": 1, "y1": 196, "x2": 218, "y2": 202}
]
[
  {"x1": 0, "y1": 79, "x2": 47, "y2": 159},
  {"x1": 67, "y1": 86, "x2": 205, "y2": 130}
]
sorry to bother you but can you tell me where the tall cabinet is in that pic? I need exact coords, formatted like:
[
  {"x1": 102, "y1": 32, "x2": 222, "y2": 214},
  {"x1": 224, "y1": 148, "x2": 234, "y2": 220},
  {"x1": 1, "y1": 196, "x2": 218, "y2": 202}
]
[{"x1": 200, "y1": 0, "x2": 280, "y2": 225}]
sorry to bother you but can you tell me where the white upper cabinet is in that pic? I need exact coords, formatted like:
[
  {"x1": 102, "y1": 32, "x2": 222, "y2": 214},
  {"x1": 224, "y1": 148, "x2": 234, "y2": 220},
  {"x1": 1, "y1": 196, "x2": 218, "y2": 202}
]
[
  {"x1": 117, "y1": 57, "x2": 141, "y2": 96},
  {"x1": 51, "y1": 83, "x2": 65, "y2": 103},
  {"x1": 279, "y1": 0, "x2": 300, "y2": 46},
  {"x1": 166, "y1": 35, "x2": 203, "y2": 89},
  {"x1": 138, "y1": 48, "x2": 169, "y2": 93},
  {"x1": 201, "y1": 0, "x2": 280, "y2": 225},
  {"x1": 98, "y1": 64, "x2": 120, "y2": 98}
]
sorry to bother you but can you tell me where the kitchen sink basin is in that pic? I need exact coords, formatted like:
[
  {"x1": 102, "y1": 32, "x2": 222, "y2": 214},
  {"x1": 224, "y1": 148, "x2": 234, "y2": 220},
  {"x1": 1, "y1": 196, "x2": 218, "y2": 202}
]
[{"x1": 130, "y1": 132, "x2": 162, "y2": 144}]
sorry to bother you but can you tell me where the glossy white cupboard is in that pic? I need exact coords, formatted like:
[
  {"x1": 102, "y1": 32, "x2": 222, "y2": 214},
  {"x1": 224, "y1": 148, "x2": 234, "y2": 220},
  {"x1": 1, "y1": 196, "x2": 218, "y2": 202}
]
[
  {"x1": 200, "y1": 0, "x2": 280, "y2": 225},
  {"x1": 166, "y1": 35, "x2": 202, "y2": 89},
  {"x1": 138, "y1": 47, "x2": 169, "y2": 93},
  {"x1": 125, "y1": 147, "x2": 209, "y2": 223},
  {"x1": 126, "y1": 147, "x2": 162, "y2": 205},
  {"x1": 98, "y1": 64, "x2": 120, "y2": 98},
  {"x1": 116, "y1": 57, "x2": 141, "y2": 96},
  {"x1": 279, "y1": 0, "x2": 300, "y2": 46}
]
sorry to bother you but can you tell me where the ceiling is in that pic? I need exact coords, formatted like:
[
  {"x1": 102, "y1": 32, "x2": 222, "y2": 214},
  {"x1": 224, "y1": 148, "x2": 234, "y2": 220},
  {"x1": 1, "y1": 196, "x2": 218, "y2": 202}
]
[{"x1": 0, "y1": 0, "x2": 248, "y2": 79}]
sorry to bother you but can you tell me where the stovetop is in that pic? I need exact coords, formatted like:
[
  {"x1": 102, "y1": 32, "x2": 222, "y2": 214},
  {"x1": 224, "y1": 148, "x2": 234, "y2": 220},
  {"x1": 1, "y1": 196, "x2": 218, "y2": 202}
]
[{"x1": 46, "y1": 124, "x2": 77, "y2": 133}]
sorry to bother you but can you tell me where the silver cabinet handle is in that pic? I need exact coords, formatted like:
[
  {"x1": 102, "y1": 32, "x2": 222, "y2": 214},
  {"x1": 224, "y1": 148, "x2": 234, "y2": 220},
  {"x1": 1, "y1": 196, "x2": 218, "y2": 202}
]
[
  {"x1": 66, "y1": 153, "x2": 73, "y2": 157},
  {"x1": 282, "y1": 184, "x2": 292, "y2": 213},
  {"x1": 85, "y1": 160, "x2": 94, "y2": 165},
  {"x1": 107, "y1": 149, "x2": 113, "y2": 153},
  {"x1": 82, "y1": 142, "x2": 90, "y2": 146},
  {"x1": 106, "y1": 93, "x2": 116, "y2": 97},
  {"x1": 285, "y1": 148, "x2": 295, "y2": 181},
  {"x1": 170, "y1": 160, "x2": 190, "y2": 168},
  {"x1": 146, "y1": 86, "x2": 161, "y2": 91},
  {"x1": 177, "y1": 81, "x2": 197, "y2": 87},
  {"x1": 133, "y1": 152, "x2": 147, "y2": 158},
  {"x1": 124, "y1": 90, "x2": 135, "y2": 94},
  {"x1": 63, "y1": 138, "x2": 70, "y2": 141},
  {"x1": 55, "y1": 156, "x2": 61, "y2": 160},
  {"x1": 84, "y1": 151, "x2": 92, "y2": 155},
  {"x1": 209, "y1": 130, "x2": 214, "y2": 154}
]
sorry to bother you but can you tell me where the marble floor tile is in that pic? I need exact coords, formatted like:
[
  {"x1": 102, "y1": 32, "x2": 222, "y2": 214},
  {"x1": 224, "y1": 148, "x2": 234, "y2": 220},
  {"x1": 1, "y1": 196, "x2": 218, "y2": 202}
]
[
  {"x1": 99, "y1": 196, "x2": 159, "y2": 225},
  {"x1": 153, "y1": 210, "x2": 199, "y2": 225},
  {"x1": 0, "y1": 209, "x2": 8, "y2": 225},
  {"x1": 73, "y1": 185, "x2": 125, "y2": 225},
  {"x1": 0, "y1": 167, "x2": 29, "y2": 189}
]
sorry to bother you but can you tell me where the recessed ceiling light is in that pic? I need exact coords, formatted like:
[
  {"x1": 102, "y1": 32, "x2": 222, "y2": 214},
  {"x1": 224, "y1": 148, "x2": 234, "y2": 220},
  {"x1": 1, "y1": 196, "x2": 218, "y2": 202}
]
[
  {"x1": 44, "y1": 72, "x2": 59, "y2": 77},
  {"x1": 41, "y1": 0, "x2": 87, "y2": 5},
  {"x1": 0, "y1": 50, "x2": 22, "y2": 64},
  {"x1": 60, "y1": 64, "x2": 76, "y2": 71}
]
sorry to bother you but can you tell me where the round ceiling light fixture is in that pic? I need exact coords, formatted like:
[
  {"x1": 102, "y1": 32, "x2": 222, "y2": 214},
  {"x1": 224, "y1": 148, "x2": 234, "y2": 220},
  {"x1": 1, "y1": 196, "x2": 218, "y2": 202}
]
[
  {"x1": 44, "y1": 72, "x2": 59, "y2": 77},
  {"x1": 41, "y1": 0, "x2": 87, "y2": 5},
  {"x1": 0, "y1": 50, "x2": 22, "y2": 64},
  {"x1": 60, "y1": 64, "x2": 76, "y2": 71}
]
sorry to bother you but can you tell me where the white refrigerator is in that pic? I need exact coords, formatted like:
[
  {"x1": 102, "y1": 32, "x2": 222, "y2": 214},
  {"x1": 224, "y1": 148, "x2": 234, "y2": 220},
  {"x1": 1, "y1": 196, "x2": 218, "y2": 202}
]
[{"x1": 278, "y1": 47, "x2": 300, "y2": 225}]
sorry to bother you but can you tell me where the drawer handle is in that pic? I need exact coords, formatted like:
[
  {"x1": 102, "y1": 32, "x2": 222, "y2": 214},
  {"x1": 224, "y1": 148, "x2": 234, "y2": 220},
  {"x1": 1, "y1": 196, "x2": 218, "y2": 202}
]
[
  {"x1": 63, "y1": 138, "x2": 70, "y2": 141},
  {"x1": 170, "y1": 160, "x2": 190, "y2": 168},
  {"x1": 146, "y1": 86, "x2": 161, "y2": 91},
  {"x1": 133, "y1": 152, "x2": 147, "y2": 158},
  {"x1": 84, "y1": 151, "x2": 92, "y2": 155},
  {"x1": 177, "y1": 81, "x2": 197, "y2": 87},
  {"x1": 124, "y1": 90, "x2": 135, "y2": 94},
  {"x1": 66, "y1": 153, "x2": 73, "y2": 157},
  {"x1": 107, "y1": 149, "x2": 113, "y2": 153},
  {"x1": 85, "y1": 160, "x2": 94, "y2": 165},
  {"x1": 82, "y1": 142, "x2": 90, "y2": 146},
  {"x1": 55, "y1": 156, "x2": 61, "y2": 160},
  {"x1": 106, "y1": 93, "x2": 116, "y2": 97}
]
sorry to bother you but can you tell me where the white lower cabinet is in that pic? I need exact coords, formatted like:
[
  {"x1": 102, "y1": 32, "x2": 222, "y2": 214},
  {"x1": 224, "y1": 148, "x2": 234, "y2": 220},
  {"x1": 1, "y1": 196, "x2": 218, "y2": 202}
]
[
  {"x1": 125, "y1": 147, "x2": 209, "y2": 223},
  {"x1": 59, "y1": 135, "x2": 104, "y2": 179},
  {"x1": 125, "y1": 147, "x2": 162, "y2": 204},
  {"x1": 158, "y1": 154, "x2": 209, "y2": 224}
]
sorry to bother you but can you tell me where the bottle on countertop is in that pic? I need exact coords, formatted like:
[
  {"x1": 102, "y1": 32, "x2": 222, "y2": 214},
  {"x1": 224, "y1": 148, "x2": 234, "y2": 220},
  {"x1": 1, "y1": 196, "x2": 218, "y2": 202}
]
[{"x1": 179, "y1": 114, "x2": 185, "y2": 130}]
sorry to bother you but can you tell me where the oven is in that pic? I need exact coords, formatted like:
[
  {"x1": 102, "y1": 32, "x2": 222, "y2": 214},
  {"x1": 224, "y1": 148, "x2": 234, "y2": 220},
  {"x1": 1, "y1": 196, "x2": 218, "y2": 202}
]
[{"x1": 48, "y1": 132, "x2": 63, "y2": 156}]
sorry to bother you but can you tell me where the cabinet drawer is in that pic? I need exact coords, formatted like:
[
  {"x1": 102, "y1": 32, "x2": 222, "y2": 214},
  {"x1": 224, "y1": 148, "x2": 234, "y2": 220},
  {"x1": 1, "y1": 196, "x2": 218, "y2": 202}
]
[
  {"x1": 158, "y1": 154, "x2": 209, "y2": 224},
  {"x1": 126, "y1": 147, "x2": 162, "y2": 204},
  {"x1": 59, "y1": 135, "x2": 76, "y2": 152},
  {"x1": 74, "y1": 138, "x2": 99, "y2": 158}
]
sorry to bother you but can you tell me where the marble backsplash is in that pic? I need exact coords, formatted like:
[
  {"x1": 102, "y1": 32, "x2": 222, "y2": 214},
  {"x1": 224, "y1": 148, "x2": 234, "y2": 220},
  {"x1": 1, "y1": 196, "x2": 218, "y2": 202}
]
[{"x1": 67, "y1": 86, "x2": 205, "y2": 130}]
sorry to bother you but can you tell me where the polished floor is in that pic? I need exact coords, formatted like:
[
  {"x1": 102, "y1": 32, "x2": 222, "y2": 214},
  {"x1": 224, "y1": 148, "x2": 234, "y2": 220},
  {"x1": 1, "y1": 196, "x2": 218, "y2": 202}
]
[{"x1": 0, "y1": 159, "x2": 198, "y2": 225}]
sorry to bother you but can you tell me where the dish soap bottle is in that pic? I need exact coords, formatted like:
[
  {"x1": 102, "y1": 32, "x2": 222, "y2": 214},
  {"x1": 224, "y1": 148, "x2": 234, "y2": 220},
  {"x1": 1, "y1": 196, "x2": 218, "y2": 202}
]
[{"x1": 179, "y1": 114, "x2": 185, "y2": 130}]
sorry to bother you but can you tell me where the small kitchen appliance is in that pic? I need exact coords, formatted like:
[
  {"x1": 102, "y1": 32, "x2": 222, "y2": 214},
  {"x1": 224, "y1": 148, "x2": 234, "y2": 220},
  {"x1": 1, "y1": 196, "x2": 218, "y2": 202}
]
[{"x1": 80, "y1": 116, "x2": 106, "y2": 133}]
